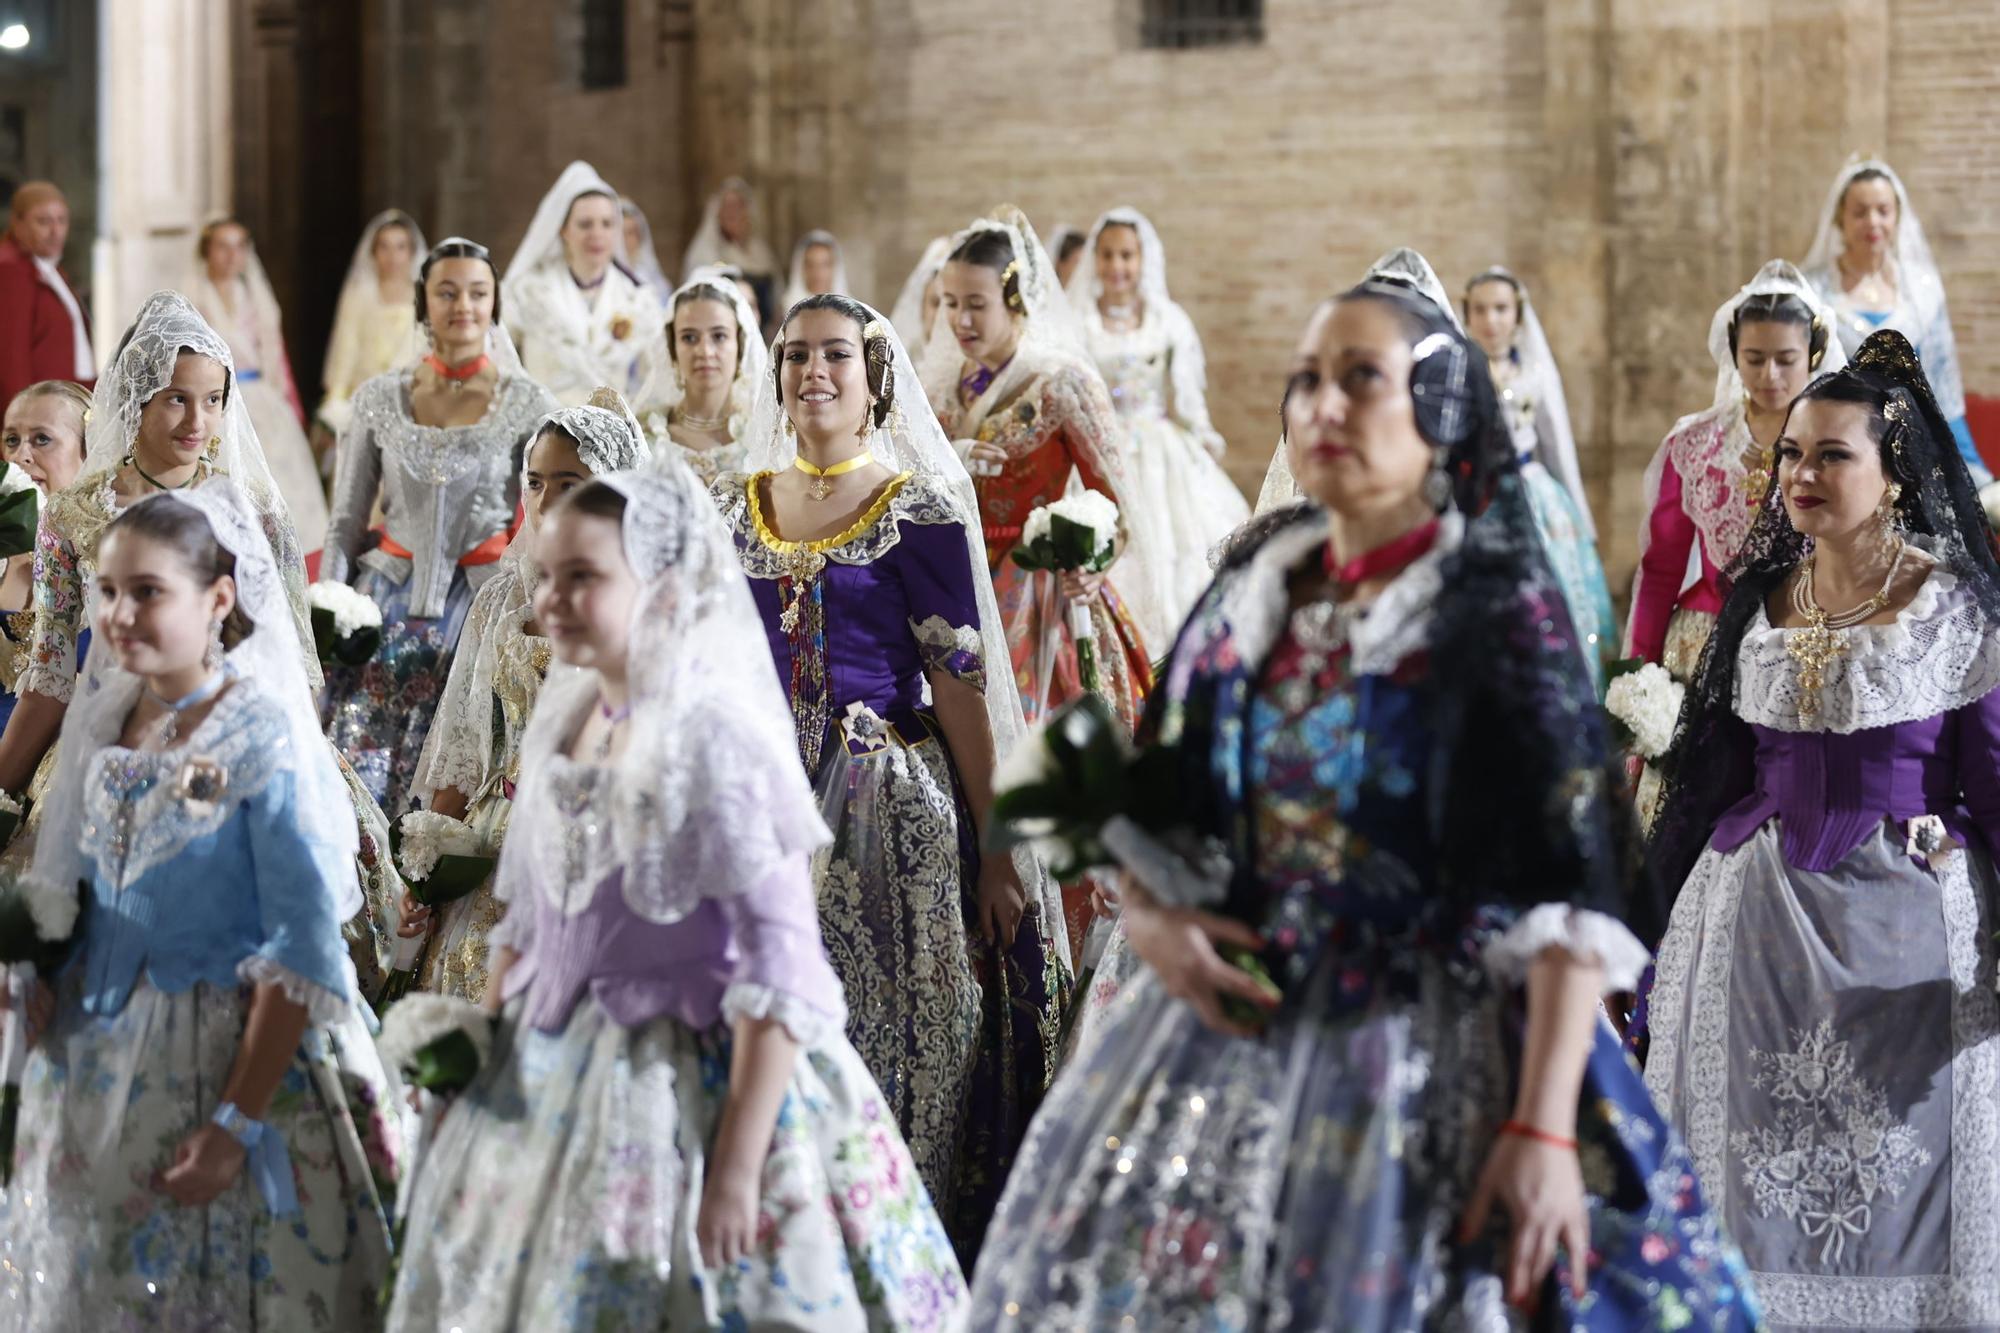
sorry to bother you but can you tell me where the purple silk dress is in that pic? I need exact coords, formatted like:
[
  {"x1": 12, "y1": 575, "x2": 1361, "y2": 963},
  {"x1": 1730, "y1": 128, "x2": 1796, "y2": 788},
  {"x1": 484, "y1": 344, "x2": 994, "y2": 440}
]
[
  {"x1": 1645, "y1": 567, "x2": 2000, "y2": 1330},
  {"x1": 387, "y1": 709, "x2": 969, "y2": 1330},
  {"x1": 713, "y1": 468, "x2": 1071, "y2": 1263}
]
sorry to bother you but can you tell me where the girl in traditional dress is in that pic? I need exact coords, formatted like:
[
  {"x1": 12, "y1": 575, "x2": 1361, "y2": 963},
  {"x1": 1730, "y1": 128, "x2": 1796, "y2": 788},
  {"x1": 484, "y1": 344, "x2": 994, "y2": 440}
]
[
  {"x1": 970, "y1": 279, "x2": 1761, "y2": 1332},
  {"x1": 502, "y1": 161, "x2": 667, "y2": 409},
  {"x1": 0, "y1": 480, "x2": 397, "y2": 1329},
  {"x1": 1802, "y1": 157, "x2": 1989, "y2": 484},
  {"x1": 618, "y1": 196, "x2": 673, "y2": 305},
  {"x1": 386, "y1": 465, "x2": 967, "y2": 1331},
  {"x1": 1627, "y1": 262, "x2": 1845, "y2": 678},
  {"x1": 1461, "y1": 265, "x2": 1615, "y2": 688},
  {"x1": 781, "y1": 228, "x2": 849, "y2": 312},
  {"x1": 320, "y1": 237, "x2": 558, "y2": 815},
  {"x1": 889, "y1": 234, "x2": 952, "y2": 354},
  {"x1": 925, "y1": 208, "x2": 1152, "y2": 732},
  {"x1": 317, "y1": 210, "x2": 426, "y2": 450},
  {"x1": 191, "y1": 217, "x2": 328, "y2": 550},
  {"x1": 0, "y1": 294, "x2": 407, "y2": 994},
  {"x1": 1067, "y1": 206, "x2": 1249, "y2": 648},
  {"x1": 681, "y1": 176, "x2": 782, "y2": 323},
  {"x1": 398, "y1": 389, "x2": 649, "y2": 1002},
  {"x1": 1643, "y1": 329, "x2": 2000, "y2": 1330},
  {"x1": 0, "y1": 381, "x2": 87, "y2": 729},
  {"x1": 712, "y1": 294, "x2": 1070, "y2": 1259},
  {"x1": 641, "y1": 268, "x2": 768, "y2": 485}
]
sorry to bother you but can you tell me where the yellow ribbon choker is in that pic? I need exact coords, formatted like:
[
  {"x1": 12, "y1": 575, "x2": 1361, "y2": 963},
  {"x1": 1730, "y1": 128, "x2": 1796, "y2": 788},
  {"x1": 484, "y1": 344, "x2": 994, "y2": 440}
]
[{"x1": 793, "y1": 451, "x2": 874, "y2": 499}]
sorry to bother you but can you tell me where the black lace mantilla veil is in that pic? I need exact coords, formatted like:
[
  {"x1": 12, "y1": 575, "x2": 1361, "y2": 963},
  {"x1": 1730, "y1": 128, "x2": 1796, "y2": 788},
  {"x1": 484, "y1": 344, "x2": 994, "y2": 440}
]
[
  {"x1": 1201, "y1": 280, "x2": 1640, "y2": 927},
  {"x1": 1644, "y1": 329, "x2": 2000, "y2": 933}
]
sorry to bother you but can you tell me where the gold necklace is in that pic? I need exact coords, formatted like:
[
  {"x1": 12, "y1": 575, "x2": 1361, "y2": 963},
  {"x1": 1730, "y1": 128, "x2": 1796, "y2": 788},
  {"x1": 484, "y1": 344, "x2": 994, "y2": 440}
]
[
  {"x1": 792, "y1": 450, "x2": 874, "y2": 501},
  {"x1": 1784, "y1": 547, "x2": 1903, "y2": 721}
]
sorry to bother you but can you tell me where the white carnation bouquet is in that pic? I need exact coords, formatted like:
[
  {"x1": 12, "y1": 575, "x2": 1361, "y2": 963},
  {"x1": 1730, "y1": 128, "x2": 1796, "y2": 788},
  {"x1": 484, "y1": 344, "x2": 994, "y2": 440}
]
[
  {"x1": 307, "y1": 582, "x2": 384, "y2": 667},
  {"x1": 1604, "y1": 661, "x2": 1685, "y2": 761},
  {"x1": 1013, "y1": 490, "x2": 1121, "y2": 692},
  {"x1": 380, "y1": 811, "x2": 497, "y2": 1003}
]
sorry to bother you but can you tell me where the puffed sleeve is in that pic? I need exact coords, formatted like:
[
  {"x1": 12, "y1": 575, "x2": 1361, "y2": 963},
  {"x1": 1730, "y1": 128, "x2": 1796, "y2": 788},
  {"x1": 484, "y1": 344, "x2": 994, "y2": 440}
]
[
  {"x1": 321, "y1": 378, "x2": 385, "y2": 586},
  {"x1": 718, "y1": 856, "x2": 849, "y2": 1046},
  {"x1": 900, "y1": 511, "x2": 987, "y2": 692},
  {"x1": 1626, "y1": 444, "x2": 1697, "y2": 664},
  {"x1": 17, "y1": 511, "x2": 83, "y2": 703},
  {"x1": 239, "y1": 769, "x2": 359, "y2": 1024}
]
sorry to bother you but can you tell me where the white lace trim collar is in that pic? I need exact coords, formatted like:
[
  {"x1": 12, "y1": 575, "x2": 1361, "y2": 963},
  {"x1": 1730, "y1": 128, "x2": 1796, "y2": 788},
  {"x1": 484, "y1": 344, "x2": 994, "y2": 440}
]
[
  {"x1": 1735, "y1": 563, "x2": 2000, "y2": 733},
  {"x1": 1222, "y1": 509, "x2": 1464, "y2": 676}
]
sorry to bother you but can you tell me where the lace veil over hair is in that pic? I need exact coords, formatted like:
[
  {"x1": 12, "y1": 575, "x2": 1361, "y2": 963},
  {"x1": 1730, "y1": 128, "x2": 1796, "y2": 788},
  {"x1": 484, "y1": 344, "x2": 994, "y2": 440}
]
[
  {"x1": 330, "y1": 210, "x2": 428, "y2": 333},
  {"x1": 1256, "y1": 247, "x2": 1461, "y2": 513},
  {"x1": 744, "y1": 296, "x2": 1070, "y2": 961},
  {"x1": 1803, "y1": 158, "x2": 1946, "y2": 309},
  {"x1": 888, "y1": 235, "x2": 951, "y2": 353},
  {"x1": 917, "y1": 204, "x2": 1087, "y2": 415},
  {"x1": 647, "y1": 267, "x2": 769, "y2": 442},
  {"x1": 619, "y1": 197, "x2": 673, "y2": 303},
  {"x1": 781, "y1": 229, "x2": 849, "y2": 312},
  {"x1": 506, "y1": 462, "x2": 830, "y2": 922},
  {"x1": 1644, "y1": 329, "x2": 2000, "y2": 935},
  {"x1": 502, "y1": 160, "x2": 629, "y2": 291},
  {"x1": 680, "y1": 177, "x2": 779, "y2": 282},
  {"x1": 396, "y1": 236, "x2": 525, "y2": 377},
  {"x1": 1465, "y1": 264, "x2": 1593, "y2": 537},
  {"x1": 33, "y1": 478, "x2": 361, "y2": 918}
]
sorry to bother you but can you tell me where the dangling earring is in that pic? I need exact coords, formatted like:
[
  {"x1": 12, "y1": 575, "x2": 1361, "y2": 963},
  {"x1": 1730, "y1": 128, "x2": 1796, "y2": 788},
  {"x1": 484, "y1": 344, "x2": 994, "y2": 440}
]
[
  {"x1": 1422, "y1": 456, "x2": 1452, "y2": 511},
  {"x1": 857, "y1": 400, "x2": 875, "y2": 444},
  {"x1": 1877, "y1": 480, "x2": 1904, "y2": 555},
  {"x1": 782, "y1": 415, "x2": 794, "y2": 437},
  {"x1": 673, "y1": 361, "x2": 687, "y2": 392},
  {"x1": 204, "y1": 618, "x2": 224, "y2": 672}
]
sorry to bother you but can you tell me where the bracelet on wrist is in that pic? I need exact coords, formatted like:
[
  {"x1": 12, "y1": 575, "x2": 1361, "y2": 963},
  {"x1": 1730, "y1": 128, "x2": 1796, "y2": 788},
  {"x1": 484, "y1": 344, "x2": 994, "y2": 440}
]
[{"x1": 1498, "y1": 1119, "x2": 1578, "y2": 1151}]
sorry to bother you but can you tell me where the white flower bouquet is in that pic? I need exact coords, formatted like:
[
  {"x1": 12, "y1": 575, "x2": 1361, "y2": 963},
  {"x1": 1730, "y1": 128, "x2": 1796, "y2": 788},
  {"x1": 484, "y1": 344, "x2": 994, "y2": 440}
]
[
  {"x1": 1604, "y1": 661, "x2": 1685, "y2": 761},
  {"x1": 380, "y1": 812, "x2": 496, "y2": 1004},
  {"x1": 0, "y1": 461, "x2": 37, "y2": 561},
  {"x1": 0, "y1": 872, "x2": 81, "y2": 1183},
  {"x1": 377, "y1": 992, "x2": 493, "y2": 1095},
  {"x1": 308, "y1": 582, "x2": 384, "y2": 668},
  {"x1": 0, "y1": 789, "x2": 24, "y2": 849},
  {"x1": 1012, "y1": 490, "x2": 1121, "y2": 692}
]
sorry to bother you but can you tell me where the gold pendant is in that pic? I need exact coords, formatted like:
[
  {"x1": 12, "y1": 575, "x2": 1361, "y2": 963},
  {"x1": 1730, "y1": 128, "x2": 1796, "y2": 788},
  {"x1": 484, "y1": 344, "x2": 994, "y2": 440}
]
[
  {"x1": 1785, "y1": 612, "x2": 1844, "y2": 722},
  {"x1": 806, "y1": 476, "x2": 833, "y2": 502}
]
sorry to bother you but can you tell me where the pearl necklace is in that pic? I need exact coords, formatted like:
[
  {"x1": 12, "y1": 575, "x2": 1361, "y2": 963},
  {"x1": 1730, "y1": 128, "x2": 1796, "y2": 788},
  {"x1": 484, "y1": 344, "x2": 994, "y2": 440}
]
[{"x1": 1784, "y1": 546, "x2": 1903, "y2": 722}]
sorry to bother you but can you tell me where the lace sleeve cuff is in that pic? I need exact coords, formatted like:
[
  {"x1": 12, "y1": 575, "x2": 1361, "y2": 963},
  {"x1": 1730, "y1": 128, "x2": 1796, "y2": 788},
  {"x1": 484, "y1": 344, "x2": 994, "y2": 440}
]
[
  {"x1": 721, "y1": 981, "x2": 847, "y2": 1048},
  {"x1": 1481, "y1": 904, "x2": 1650, "y2": 993},
  {"x1": 909, "y1": 614, "x2": 987, "y2": 692},
  {"x1": 237, "y1": 952, "x2": 354, "y2": 1027}
]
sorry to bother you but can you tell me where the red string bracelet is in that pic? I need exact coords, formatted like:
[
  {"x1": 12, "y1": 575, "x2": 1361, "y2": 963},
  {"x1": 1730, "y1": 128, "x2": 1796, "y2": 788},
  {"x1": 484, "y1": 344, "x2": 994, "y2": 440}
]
[{"x1": 1499, "y1": 1120, "x2": 1578, "y2": 1151}]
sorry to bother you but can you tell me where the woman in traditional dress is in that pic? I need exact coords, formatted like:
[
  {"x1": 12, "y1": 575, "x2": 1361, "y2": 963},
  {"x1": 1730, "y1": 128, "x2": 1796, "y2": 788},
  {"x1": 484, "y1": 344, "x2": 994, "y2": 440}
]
[
  {"x1": 970, "y1": 279, "x2": 1761, "y2": 1332},
  {"x1": 1067, "y1": 207, "x2": 1249, "y2": 648},
  {"x1": 640, "y1": 268, "x2": 768, "y2": 485},
  {"x1": 925, "y1": 208, "x2": 1152, "y2": 732},
  {"x1": 1626, "y1": 262, "x2": 1844, "y2": 678},
  {"x1": 889, "y1": 234, "x2": 952, "y2": 354},
  {"x1": 712, "y1": 294, "x2": 1070, "y2": 1260},
  {"x1": 398, "y1": 389, "x2": 649, "y2": 1002},
  {"x1": 387, "y1": 465, "x2": 967, "y2": 1331},
  {"x1": 781, "y1": 228, "x2": 848, "y2": 312},
  {"x1": 1802, "y1": 157, "x2": 1989, "y2": 484},
  {"x1": 0, "y1": 380, "x2": 87, "y2": 729},
  {"x1": 320, "y1": 238, "x2": 558, "y2": 816},
  {"x1": 191, "y1": 217, "x2": 328, "y2": 550},
  {"x1": 618, "y1": 195, "x2": 673, "y2": 305},
  {"x1": 502, "y1": 160, "x2": 667, "y2": 408},
  {"x1": 0, "y1": 294, "x2": 407, "y2": 995},
  {"x1": 681, "y1": 176, "x2": 782, "y2": 323},
  {"x1": 1462, "y1": 265, "x2": 1615, "y2": 688},
  {"x1": 0, "y1": 480, "x2": 397, "y2": 1329},
  {"x1": 1643, "y1": 329, "x2": 2000, "y2": 1330},
  {"x1": 316, "y1": 210, "x2": 426, "y2": 456}
]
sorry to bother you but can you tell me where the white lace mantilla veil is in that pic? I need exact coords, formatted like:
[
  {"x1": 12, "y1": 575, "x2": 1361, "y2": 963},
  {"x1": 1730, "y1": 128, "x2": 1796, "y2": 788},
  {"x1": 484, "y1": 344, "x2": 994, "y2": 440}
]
[
  {"x1": 619, "y1": 197, "x2": 673, "y2": 303},
  {"x1": 1066, "y1": 206, "x2": 1222, "y2": 453},
  {"x1": 1478, "y1": 264, "x2": 1594, "y2": 538},
  {"x1": 391, "y1": 236, "x2": 525, "y2": 378},
  {"x1": 502, "y1": 159, "x2": 628, "y2": 292},
  {"x1": 330, "y1": 210, "x2": 429, "y2": 342},
  {"x1": 680, "y1": 177, "x2": 778, "y2": 281},
  {"x1": 781, "y1": 229, "x2": 850, "y2": 312},
  {"x1": 888, "y1": 235, "x2": 952, "y2": 353},
  {"x1": 916, "y1": 205, "x2": 1089, "y2": 431},
  {"x1": 745, "y1": 297, "x2": 1071, "y2": 962},
  {"x1": 32, "y1": 478, "x2": 361, "y2": 922},
  {"x1": 408, "y1": 391, "x2": 650, "y2": 810},
  {"x1": 81, "y1": 291, "x2": 318, "y2": 688},
  {"x1": 645, "y1": 267, "x2": 770, "y2": 446},
  {"x1": 189, "y1": 223, "x2": 293, "y2": 376},
  {"x1": 1623, "y1": 259, "x2": 1848, "y2": 645},
  {"x1": 1255, "y1": 247, "x2": 1464, "y2": 513},
  {"x1": 504, "y1": 461, "x2": 830, "y2": 923}
]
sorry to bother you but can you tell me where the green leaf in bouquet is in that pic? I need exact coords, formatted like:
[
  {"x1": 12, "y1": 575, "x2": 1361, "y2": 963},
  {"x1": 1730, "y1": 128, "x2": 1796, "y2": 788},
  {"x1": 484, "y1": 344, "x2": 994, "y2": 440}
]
[
  {"x1": 1008, "y1": 534, "x2": 1059, "y2": 574},
  {"x1": 0, "y1": 800, "x2": 26, "y2": 853},
  {"x1": 0, "y1": 880, "x2": 80, "y2": 975},
  {"x1": 311, "y1": 606, "x2": 382, "y2": 668},
  {"x1": 1217, "y1": 945, "x2": 1281, "y2": 1031},
  {"x1": 408, "y1": 853, "x2": 496, "y2": 908},
  {"x1": 1046, "y1": 693, "x2": 1131, "y2": 809},
  {"x1": 1048, "y1": 512, "x2": 1114, "y2": 574},
  {"x1": 406, "y1": 1028, "x2": 483, "y2": 1095},
  {"x1": 1602, "y1": 656, "x2": 1649, "y2": 684},
  {"x1": 0, "y1": 486, "x2": 37, "y2": 562}
]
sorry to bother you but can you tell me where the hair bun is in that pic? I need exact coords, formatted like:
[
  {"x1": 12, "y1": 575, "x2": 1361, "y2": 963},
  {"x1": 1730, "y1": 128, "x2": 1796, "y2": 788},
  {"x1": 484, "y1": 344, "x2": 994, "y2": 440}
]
[{"x1": 586, "y1": 386, "x2": 629, "y2": 414}]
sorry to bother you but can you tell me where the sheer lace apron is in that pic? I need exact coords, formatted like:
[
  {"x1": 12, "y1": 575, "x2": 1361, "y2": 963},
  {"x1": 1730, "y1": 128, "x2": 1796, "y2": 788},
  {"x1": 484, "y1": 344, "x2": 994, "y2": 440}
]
[{"x1": 1646, "y1": 822, "x2": 2000, "y2": 1330}]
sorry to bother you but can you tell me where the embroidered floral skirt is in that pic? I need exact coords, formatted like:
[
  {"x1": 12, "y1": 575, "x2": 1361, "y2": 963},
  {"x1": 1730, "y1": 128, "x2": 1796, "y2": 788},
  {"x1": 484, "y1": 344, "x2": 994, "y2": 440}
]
[
  {"x1": 387, "y1": 995, "x2": 968, "y2": 1331},
  {"x1": 323, "y1": 567, "x2": 475, "y2": 818},
  {"x1": 971, "y1": 955, "x2": 1762, "y2": 1331},
  {"x1": 0, "y1": 977, "x2": 399, "y2": 1331},
  {"x1": 992, "y1": 559, "x2": 1152, "y2": 733},
  {"x1": 1646, "y1": 822, "x2": 2000, "y2": 1330},
  {"x1": 809, "y1": 720, "x2": 1069, "y2": 1262}
]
